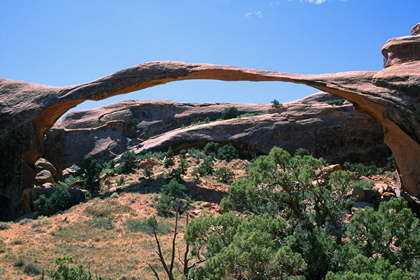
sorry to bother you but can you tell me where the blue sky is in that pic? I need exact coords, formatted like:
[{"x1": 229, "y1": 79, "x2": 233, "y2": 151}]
[{"x1": 1, "y1": 0, "x2": 419, "y2": 115}]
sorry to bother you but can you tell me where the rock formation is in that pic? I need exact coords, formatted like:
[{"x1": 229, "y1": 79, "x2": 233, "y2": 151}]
[
  {"x1": 44, "y1": 92, "x2": 389, "y2": 174},
  {"x1": 0, "y1": 24, "x2": 419, "y2": 220}
]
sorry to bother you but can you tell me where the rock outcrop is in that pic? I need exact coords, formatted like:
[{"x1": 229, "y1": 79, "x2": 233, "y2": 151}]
[
  {"x1": 0, "y1": 24, "x2": 419, "y2": 220},
  {"x1": 45, "y1": 92, "x2": 389, "y2": 173}
]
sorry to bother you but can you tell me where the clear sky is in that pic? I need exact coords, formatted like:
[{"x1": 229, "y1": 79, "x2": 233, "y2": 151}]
[{"x1": 1, "y1": 0, "x2": 419, "y2": 116}]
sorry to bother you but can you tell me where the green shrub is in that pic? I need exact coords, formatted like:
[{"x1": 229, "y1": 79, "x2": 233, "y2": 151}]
[
  {"x1": 238, "y1": 111, "x2": 266, "y2": 118},
  {"x1": 194, "y1": 157, "x2": 214, "y2": 177},
  {"x1": 74, "y1": 159, "x2": 103, "y2": 194},
  {"x1": 294, "y1": 147, "x2": 311, "y2": 157},
  {"x1": 88, "y1": 217, "x2": 114, "y2": 230},
  {"x1": 40, "y1": 256, "x2": 104, "y2": 280},
  {"x1": 216, "y1": 145, "x2": 238, "y2": 162},
  {"x1": 164, "y1": 158, "x2": 175, "y2": 168},
  {"x1": 10, "y1": 238, "x2": 23, "y2": 245},
  {"x1": 34, "y1": 183, "x2": 70, "y2": 217},
  {"x1": 187, "y1": 148, "x2": 206, "y2": 159},
  {"x1": 214, "y1": 167, "x2": 235, "y2": 184},
  {"x1": 24, "y1": 262, "x2": 42, "y2": 276},
  {"x1": 115, "y1": 151, "x2": 137, "y2": 174},
  {"x1": 143, "y1": 165, "x2": 153, "y2": 178},
  {"x1": 221, "y1": 106, "x2": 239, "y2": 120},
  {"x1": 124, "y1": 218, "x2": 170, "y2": 234},
  {"x1": 352, "y1": 180, "x2": 375, "y2": 189},
  {"x1": 343, "y1": 162, "x2": 381, "y2": 177},
  {"x1": 0, "y1": 222, "x2": 10, "y2": 230},
  {"x1": 271, "y1": 99, "x2": 283, "y2": 108},
  {"x1": 31, "y1": 217, "x2": 50, "y2": 228},
  {"x1": 203, "y1": 142, "x2": 219, "y2": 158},
  {"x1": 326, "y1": 98, "x2": 345, "y2": 106}
]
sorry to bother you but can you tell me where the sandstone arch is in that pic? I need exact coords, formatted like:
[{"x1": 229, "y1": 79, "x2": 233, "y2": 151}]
[{"x1": 0, "y1": 28, "x2": 419, "y2": 220}]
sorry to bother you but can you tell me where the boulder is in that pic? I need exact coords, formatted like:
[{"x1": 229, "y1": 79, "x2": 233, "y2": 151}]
[
  {"x1": 352, "y1": 202, "x2": 376, "y2": 213},
  {"x1": 318, "y1": 164, "x2": 343, "y2": 180},
  {"x1": 0, "y1": 24, "x2": 420, "y2": 220},
  {"x1": 352, "y1": 187, "x2": 365, "y2": 202},
  {"x1": 35, "y1": 158, "x2": 57, "y2": 176},
  {"x1": 35, "y1": 170, "x2": 55, "y2": 185}
]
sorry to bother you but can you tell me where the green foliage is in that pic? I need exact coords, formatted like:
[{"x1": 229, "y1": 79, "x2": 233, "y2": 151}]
[
  {"x1": 326, "y1": 98, "x2": 345, "y2": 106},
  {"x1": 214, "y1": 167, "x2": 235, "y2": 184},
  {"x1": 193, "y1": 157, "x2": 214, "y2": 177},
  {"x1": 0, "y1": 222, "x2": 10, "y2": 230},
  {"x1": 164, "y1": 157, "x2": 175, "y2": 168},
  {"x1": 216, "y1": 144, "x2": 238, "y2": 162},
  {"x1": 221, "y1": 106, "x2": 239, "y2": 120},
  {"x1": 184, "y1": 147, "x2": 419, "y2": 279},
  {"x1": 156, "y1": 178, "x2": 190, "y2": 216},
  {"x1": 115, "y1": 151, "x2": 137, "y2": 174},
  {"x1": 75, "y1": 158, "x2": 103, "y2": 194},
  {"x1": 343, "y1": 162, "x2": 381, "y2": 177},
  {"x1": 187, "y1": 148, "x2": 206, "y2": 159},
  {"x1": 294, "y1": 147, "x2": 311, "y2": 157},
  {"x1": 352, "y1": 179, "x2": 374, "y2": 189},
  {"x1": 386, "y1": 155, "x2": 394, "y2": 168},
  {"x1": 23, "y1": 262, "x2": 42, "y2": 276},
  {"x1": 124, "y1": 218, "x2": 170, "y2": 234},
  {"x1": 34, "y1": 182, "x2": 71, "y2": 217},
  {"x1": 116, "y1": 176, "x2": 125, "y2": 186},
  {"x1": 40, "y1": 256, "x2": 105, "y2": 280},
  {"x1": 189, "y1": 116, "x2": 211, "y2": 127},
  {"x1": 203, "y1": 142, "x2": 219, "y2": 158},
  {"x1": 346, "y1": 197, "x2": 420, "y2": 270},
  {"x1": 88, "y1": 217, "x2": 114, "y2": 230},
  {"x1": 136, "y1": 149, "x2": 172, "y2": 161},
  {"x1": 302, "y1": 100, "x2": 310, "y2": 105},
  {"x1": 271, "y1": 99, "x2": 283, "y2": 108},
  {"x1": 142, "y1": 165, "x2": 153, "y2": 178},
  {"x1": 238, "y1": 111, "x2": 266, "y2": 118}
]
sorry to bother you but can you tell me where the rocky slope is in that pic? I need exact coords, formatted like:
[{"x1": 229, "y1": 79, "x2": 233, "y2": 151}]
[
  {"x1": 0, "y1": 24, "x2": 419, "y2": 220},
  {"x1": 44, "y1": 92, "x2": 389, "y2": 178}
]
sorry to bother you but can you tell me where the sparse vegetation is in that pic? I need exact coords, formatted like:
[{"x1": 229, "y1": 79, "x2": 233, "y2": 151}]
[
  {"x1": 1, "y1": 145, "x2": 417, "y2": 279},
  {"x1": 326, "y1": 98, "x2": 345, "y2": 106},
  {"x1": 0, "y1": 222, "x2": 10, "y2": 230}
]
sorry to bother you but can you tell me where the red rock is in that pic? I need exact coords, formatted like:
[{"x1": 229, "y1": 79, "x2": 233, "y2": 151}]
[{"x1": 0, "y1": 24, "x2": 420, "y2": 220}]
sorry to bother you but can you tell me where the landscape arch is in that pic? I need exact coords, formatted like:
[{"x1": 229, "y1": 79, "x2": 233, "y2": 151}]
[{"x1": 1, "y1": 25, "x2": 420, "y2": 220}]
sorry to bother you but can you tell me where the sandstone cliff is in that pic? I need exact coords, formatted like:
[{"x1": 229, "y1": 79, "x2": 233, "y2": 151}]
[
  {"x1": 0, "y1": 24, "x2": 419, "y2": 220},
  {"x1": 44, "y1": 92, "x2": 389, "y2": 177}
]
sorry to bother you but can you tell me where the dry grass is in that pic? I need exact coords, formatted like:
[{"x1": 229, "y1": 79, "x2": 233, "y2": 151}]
[{"x1": 0, "y1": 155, "x2": 241, "y2": 279}]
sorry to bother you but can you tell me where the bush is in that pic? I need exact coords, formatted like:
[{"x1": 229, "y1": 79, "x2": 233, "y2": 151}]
[
  {"x1": 194, "y1": 157, "x2": 214, "y2": 177},
  {"x1": 24, "y1": 262, "x2": 42, "y2": 276},
  {"x1": 343, "y1": 162, "x2": 381, "y2": 177},
  {"x1": 352, "y1": 179, "x2": 375, "y2": 189},
  {"x1": 0, "y1": 222, "x2": 10, "y2": 230},
  {"x1": 326, "y1": 98, "x2": 345, "y2": 106},
  {"x1": 143, "y1": 165, "x2": 153, "y2": 178},
  {"x1": 221, "y1": 106, "x2": 239, "y2": 120},
  {"x1": 216, "y1": 145, "x2": 238, "y2": 162},
  {"x1": 214, "y1": 167, "x2": 235, "y2": 184},
  {"x1": 271, "y1": 99, "x2": 283, "y2": 108},
  {"x1": 203, "y1": 142, "x2": 219, "y2": 158},
  {"x1": 40, "y1": 256, "x2": 103, "y2": 280},
  {"x1": 88, "y1": 217, "x2": 114, "y2": 230},
  {"x1": 294, "y1": 147, "x2": 311, "y2": 157},
  {"x1": 75, "y1": 159, "x2": 103, "y2": 194},
  {"x1": 115, "y1": 151, "x2": 137, "y2": 174},
  {"x1": 164, "y1": 158, "x2": 175, "y2": 168},
  {"x1": 34, "y1": 183, "x2": 70, "y2": 217}
]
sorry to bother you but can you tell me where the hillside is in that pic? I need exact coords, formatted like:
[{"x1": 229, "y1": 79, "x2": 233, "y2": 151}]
[{"x1": 0, "y1": 145, "x2": 411, "y2": 279}]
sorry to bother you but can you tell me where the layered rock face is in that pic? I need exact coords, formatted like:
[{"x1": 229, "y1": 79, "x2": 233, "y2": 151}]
[
  {"x1": 44, "y1": 92, "x2": 389, "y2": 175},
  {"x1": 0, "y1": 24, "x2": 419, "y2": 220}
]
